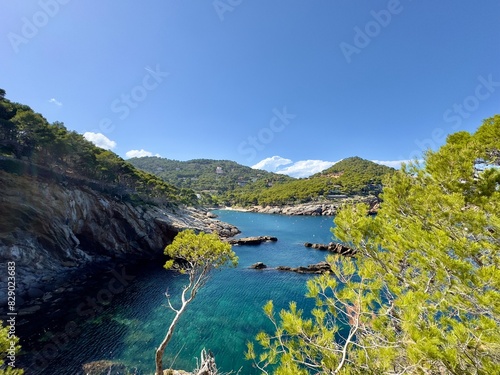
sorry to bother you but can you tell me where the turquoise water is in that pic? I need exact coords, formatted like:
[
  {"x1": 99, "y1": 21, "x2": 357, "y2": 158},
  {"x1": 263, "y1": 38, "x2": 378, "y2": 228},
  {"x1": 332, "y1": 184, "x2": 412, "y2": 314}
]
[{"x1": 20, "y1": 211, "x2": 337, "y2": 374}]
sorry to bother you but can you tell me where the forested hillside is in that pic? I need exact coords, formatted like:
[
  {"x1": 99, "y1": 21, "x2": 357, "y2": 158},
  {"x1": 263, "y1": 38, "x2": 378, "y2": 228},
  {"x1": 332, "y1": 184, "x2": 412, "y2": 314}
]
[
  {"x1": 0, "y1": 89, "x2": 197, "y2": 205},
  {"x1": 228, "y1": 157, "x2": 395, "y2": 206},
  {"x1": 128, "y1": 157, "x2": 293, "y2": 194},
  {"x1": 315, "y1": 156, "x2": 394, "y2": 185}
]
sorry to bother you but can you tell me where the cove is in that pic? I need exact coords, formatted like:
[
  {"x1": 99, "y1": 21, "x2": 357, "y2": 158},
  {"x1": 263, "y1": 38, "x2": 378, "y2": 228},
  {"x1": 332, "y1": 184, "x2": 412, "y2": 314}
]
[{"x1": 18, "y1": 211, "x2": 338, "y2": 374}]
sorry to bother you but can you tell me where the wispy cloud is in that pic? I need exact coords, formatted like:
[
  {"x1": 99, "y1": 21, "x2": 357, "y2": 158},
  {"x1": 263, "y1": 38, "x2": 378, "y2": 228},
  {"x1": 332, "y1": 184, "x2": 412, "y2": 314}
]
[
  {"x1": 125, "y1": 149, "x2": 161, "y2": 159},
  {"x1": 83, "y1": 132, "x2": 117, "y2": 150},
  {"x1": 48, "y1": 98, "x2": 62, "y2": 106},
  {"x1": 252, "y1": 156, "x2": 337, "y2": 178}
]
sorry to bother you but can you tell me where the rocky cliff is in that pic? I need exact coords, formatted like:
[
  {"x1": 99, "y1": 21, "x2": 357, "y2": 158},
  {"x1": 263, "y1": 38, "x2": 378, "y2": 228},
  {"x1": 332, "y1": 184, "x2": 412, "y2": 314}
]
[{"x1": 0, "y1": 166, "x2": 239, "y2": 312}]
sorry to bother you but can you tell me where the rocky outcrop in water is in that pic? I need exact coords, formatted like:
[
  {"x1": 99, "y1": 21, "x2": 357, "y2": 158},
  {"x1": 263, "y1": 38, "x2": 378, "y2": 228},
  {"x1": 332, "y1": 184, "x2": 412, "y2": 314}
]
[
  {"x1": 250, "y1": 262, "x2": 267, "y2": 269},
  {"x1": 227, "y1": 236, "x2": 277, "y2": 245},
  {"x1": 304, "y1": 242, "x2": 357, "y2": 256},
  {"x1": 277, "y1": 261, "x2": 331, "y2": 274},
  {"x1": 0, "y1": 168, "x2": 239, "y2": 312}
]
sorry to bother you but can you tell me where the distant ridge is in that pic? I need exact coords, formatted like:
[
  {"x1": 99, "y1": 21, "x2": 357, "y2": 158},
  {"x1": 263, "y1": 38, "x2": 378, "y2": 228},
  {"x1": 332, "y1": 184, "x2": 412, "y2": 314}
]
[{"x1": 128, "y1": 157, "x2": 293, "y2": 195}]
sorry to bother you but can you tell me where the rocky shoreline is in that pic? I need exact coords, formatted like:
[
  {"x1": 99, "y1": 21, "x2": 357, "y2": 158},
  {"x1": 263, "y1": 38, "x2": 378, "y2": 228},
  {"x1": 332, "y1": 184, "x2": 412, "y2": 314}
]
[{"x1": 224, "y1": 196, "x2": 380, "y2": 216}]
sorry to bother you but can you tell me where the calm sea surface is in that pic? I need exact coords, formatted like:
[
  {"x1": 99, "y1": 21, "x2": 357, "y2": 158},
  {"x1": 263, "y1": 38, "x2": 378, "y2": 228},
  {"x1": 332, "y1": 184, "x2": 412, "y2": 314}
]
[{"x1": 20, "y1": 211, "x2": 337, "y2": 374}]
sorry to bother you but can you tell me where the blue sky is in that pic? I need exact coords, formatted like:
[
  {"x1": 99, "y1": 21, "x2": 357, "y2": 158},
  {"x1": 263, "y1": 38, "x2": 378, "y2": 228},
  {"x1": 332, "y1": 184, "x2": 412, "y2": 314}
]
[{"x1": 1, "y1": 1, "x2": 499, "y2": 177}]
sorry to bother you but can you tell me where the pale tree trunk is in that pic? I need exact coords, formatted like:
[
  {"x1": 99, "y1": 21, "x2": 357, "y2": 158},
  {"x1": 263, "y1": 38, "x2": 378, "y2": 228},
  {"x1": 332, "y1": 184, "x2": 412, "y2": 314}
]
[
  {"x1": 155, "y1": 267, "x2": 206, "y2": 375},
  {"x1": 154, "y1": 301, "x2": 189, "y2": 375}
]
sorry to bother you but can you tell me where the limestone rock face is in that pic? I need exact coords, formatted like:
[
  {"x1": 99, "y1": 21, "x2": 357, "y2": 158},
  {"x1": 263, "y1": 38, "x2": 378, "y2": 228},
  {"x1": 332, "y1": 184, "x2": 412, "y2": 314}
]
[{"x1": 0, "y1": 171, "x2": 239, "y2": 308}]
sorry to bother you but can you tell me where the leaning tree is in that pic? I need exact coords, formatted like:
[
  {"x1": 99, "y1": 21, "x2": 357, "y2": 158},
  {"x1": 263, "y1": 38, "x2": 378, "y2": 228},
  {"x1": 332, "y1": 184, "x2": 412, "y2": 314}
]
[{"x1": 155, "y1": 229, "x2": 238, "y2": 375}]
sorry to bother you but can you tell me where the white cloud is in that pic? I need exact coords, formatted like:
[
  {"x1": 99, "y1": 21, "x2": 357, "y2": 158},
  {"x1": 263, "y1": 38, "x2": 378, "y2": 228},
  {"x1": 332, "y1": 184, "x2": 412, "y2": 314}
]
[
  {"x1": 252, "y1": 156, "x2": 337, "y2": 178},
  {"x1": 252, "y1": 156, "x2": 293, "y2": 172},
  {"x1": 125, "y1": 149, "x2": 161, "y2": 159},
  {"x1": 276, "y1": 159, "x2": 338, "y2": 178},
  {"x1": 371, "y1": 160, "x2": 413, "y2": 169},
  {"x1": 48, "y1": 98, "x2": 62, "y2": 106},
  {"x1": 83, "y1": 132, "x2": 117, "y2": 150}
]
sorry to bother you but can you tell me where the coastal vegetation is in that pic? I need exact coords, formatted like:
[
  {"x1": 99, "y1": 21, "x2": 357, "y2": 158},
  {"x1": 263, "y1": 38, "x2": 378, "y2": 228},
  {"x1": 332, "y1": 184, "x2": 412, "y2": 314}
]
[{"x1": 248, "y1": 115, "x2": 500, "y2": 374}]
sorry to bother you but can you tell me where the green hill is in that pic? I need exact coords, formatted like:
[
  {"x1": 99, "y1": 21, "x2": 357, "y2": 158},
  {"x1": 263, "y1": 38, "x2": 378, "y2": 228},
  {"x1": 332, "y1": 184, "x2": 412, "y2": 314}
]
[
  {"x1": 228, "y1": 157, "x2": 395, "y2": 206},
  {"x1": 0, "y1": 89, "x2": 196, "y2": 205},
  {"x1": 128, "y1": 157, "x2": 293, "y2": 195},
  {"x1": 314, "y1": 156, "x2": 395, "y2": 191}
]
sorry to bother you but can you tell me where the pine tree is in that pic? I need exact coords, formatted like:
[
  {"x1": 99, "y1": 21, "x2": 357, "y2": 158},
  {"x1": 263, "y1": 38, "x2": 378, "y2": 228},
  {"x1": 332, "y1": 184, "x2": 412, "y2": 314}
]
[
  {"x1": 155, "y1": 230, "x2": 238, "y2": 375},
  {"x1": 248, "y1": 115, "x2": 500, "y2": 374}
]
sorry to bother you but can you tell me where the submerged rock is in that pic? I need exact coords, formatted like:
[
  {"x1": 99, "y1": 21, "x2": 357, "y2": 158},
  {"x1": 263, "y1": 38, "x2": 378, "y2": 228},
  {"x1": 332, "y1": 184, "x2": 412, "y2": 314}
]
[{"x1": 81, "y1": 360, "x2": 128, "y2": 375}]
